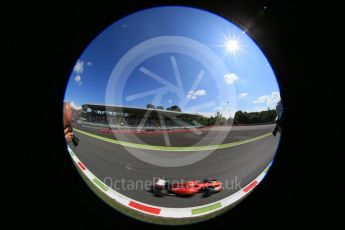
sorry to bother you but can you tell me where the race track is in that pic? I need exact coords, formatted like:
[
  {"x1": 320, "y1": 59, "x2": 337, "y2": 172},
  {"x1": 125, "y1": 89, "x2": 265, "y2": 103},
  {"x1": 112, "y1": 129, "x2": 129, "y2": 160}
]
[{"x1": 69, "y1": 124, "x2": 280, "y2": 208}]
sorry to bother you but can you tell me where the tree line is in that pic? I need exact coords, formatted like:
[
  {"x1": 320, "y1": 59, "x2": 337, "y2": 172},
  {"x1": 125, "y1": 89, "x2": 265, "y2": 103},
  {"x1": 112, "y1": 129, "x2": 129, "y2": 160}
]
[
  {"x1": 146, "y1": 104, "x2": 181, "y2": 112},
  {"x1": 195, "y1": 110, "x2": 277, "y2": 126},
  {"x1": 147, "y1": 103, "x2": 276, "y2": 125}
]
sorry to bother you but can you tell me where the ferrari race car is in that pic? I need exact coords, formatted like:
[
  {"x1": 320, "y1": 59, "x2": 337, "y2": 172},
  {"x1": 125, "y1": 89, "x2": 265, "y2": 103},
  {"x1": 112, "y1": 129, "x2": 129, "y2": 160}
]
[{"x1": 152, "y1": 178, "x2": 222, "y2": 197}]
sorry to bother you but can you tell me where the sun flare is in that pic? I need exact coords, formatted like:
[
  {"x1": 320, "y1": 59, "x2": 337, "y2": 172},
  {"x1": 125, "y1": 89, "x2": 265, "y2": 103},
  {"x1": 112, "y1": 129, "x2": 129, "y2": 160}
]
[
  {"x1": 226, "y1": 39, "x2": 239, "y2": 53},
  {"x1": 220, "y1": 34, "x2": 242, "y2": 57}
]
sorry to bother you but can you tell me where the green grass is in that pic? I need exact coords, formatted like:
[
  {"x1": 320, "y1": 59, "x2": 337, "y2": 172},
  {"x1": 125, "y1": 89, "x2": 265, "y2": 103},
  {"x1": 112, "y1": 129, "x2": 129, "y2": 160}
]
[
  {"x1": 192, "y1": 202, "x2": 222, "y2": 215},
  {"x1": 92, "y1": 178, "x2": 109, "y2": 192}
]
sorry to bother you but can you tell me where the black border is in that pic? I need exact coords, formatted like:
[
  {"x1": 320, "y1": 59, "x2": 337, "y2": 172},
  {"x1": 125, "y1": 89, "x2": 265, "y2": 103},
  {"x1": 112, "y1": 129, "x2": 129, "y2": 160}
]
[{"x1": 16, "y1": 0, "x2": 318, "y2": 228}]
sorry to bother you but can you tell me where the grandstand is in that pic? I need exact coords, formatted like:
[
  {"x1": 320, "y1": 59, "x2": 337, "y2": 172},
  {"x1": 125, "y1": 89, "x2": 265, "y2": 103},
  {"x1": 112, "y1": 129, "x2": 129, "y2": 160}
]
[{"x1": 77, "y1": 103, "x2": 204, "y2": 130}]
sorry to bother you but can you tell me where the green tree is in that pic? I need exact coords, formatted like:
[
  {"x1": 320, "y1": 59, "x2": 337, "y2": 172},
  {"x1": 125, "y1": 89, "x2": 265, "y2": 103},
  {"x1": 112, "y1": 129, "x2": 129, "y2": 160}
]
[
  {"x1": 157, "y1": 105, "x2": 164, "y2": 110},
  {"x1": 209, "y1": 116, "x2": 216, "y2": 126},
  {"x1": 167, "y1": 105, "x2": 181, "y2": 112},
  {"x1": 146, "y1": 103, "x2": 155, "y2": 109},
  {"x1": 233, "y1": 109, "x2": 277, "y2": 124}
]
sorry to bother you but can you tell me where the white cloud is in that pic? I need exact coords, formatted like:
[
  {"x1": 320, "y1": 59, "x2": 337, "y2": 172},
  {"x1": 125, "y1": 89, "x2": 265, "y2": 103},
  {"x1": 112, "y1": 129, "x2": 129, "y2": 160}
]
[
  {"x1": 72, "y1": 59, "x2": 91, "y2": 86},
  {"x1": 186, "y1": 89, "x2": 206, "y2": 99},
  {"x1": 253, "y1": 91, "x2": 281, "y2": 109},
  {"x1": 224, "y1": 73, "x2": 239, "y2": 84},
  {"x1": 74, "y1": 75, "x2": 81, "y2": 82},
  {"x1": 238, "y1": 92, "x2": 248, "y2": 98},
  {"x1": 191, "y1": 110, "x2": 235, "y2": 118},
  {"x1": 73, "y1": 60, "x2": 84, "y2": 74},
  {"x1": 246, "y1": 106, "x2": 268, "y2": 113},
  {"x1": 74, "y1": 75, "x2": 82, "y2": 86},
  {"x1": 194, "y1": 90, "x2": 206, "y2": 96},
  {"x1": 214, "y1": 106, "x2": 223, "y2": 111},
  {"x1": 189, "y1": 111, "x2": 215, "y2": 118},
  {"x1": 70, "y1": 101, "x2": 82, "y2": 110}
]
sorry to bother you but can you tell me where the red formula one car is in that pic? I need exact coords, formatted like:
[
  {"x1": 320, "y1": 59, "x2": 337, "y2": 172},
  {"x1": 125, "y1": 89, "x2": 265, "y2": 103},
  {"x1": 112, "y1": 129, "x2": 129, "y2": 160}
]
[{"x1": 152, "y1": 178, "x2": 222, "y2": 197}]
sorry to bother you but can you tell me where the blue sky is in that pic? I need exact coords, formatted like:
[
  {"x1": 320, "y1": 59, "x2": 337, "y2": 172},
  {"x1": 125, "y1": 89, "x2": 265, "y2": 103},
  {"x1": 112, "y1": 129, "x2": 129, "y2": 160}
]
[{"x1": 64, "y1": 6, "x2": 280, "y2": 118}]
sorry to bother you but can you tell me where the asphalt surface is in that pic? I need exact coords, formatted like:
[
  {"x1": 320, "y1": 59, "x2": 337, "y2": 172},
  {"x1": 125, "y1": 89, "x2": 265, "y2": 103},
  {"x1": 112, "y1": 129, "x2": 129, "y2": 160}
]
[
  {"x1": 76, "y1": 124, "x2": 276, "y2": 146},
  {"x1": 69, "y1": 124, "x2": 280, "y2": 208}
]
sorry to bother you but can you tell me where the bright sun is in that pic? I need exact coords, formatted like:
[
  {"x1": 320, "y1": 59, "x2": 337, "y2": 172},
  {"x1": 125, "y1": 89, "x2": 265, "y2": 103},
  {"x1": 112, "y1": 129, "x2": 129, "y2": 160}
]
[
  {"x1": 226, "y1": 40, "x2": 239, "y2": 53},
  {"x1": 221, "y1": 35, "x2": 242, "y2": 56}
]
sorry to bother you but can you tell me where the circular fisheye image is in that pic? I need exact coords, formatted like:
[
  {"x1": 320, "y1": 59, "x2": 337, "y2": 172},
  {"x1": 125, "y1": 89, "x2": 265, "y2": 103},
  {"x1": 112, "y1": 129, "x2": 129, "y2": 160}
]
[{"x1": 63, "y1": 6, "x2": 282, "y2": 225}]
